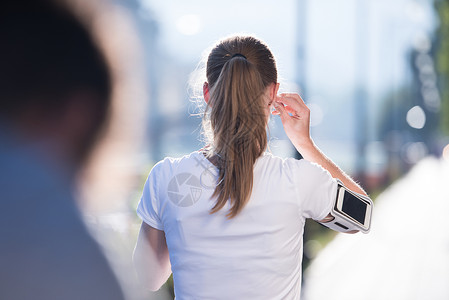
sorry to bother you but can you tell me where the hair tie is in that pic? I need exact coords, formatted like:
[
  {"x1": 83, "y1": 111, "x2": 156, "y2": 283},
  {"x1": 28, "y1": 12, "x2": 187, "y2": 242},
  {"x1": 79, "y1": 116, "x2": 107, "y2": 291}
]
[{"x1": 231, "y1": 53, "x2": 247, "y2": 59}]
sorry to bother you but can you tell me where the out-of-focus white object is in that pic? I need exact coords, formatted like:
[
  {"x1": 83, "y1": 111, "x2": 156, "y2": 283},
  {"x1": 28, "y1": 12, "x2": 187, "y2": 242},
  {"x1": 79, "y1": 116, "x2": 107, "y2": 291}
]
[{"x1": 303, "y1": 157, "x2": 449, "y2": 300}]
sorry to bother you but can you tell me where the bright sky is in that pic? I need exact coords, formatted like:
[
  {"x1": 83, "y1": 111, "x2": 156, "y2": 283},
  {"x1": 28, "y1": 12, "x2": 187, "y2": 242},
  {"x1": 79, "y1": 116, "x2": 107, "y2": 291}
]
[
  {"x1": 141, "y1": 0, "x2": 298, "y2": 81},
  {"x1": 141, "y1": 0, "x2": 435, "y2": 92}
]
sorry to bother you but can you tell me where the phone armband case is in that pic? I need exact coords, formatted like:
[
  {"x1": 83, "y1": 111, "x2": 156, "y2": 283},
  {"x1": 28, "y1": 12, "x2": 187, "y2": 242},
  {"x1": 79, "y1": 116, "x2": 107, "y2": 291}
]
[{"x1": 319, "y1": 180, "x2": 373, "y2": 233}]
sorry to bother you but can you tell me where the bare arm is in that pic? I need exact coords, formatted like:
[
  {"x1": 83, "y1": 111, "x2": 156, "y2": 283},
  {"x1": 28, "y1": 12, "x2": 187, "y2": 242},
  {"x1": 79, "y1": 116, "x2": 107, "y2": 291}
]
[
  {"x1": 272, "y1": 93, "x2": 367, "y2": 197},
  {"x1": 297, "y1": 140, "x2": 367, "y2": 196},
  {"x1": 133, "y1": 222, "x2": 171, "y2": 291},
  {"x1": 273, "y1": 93, "x2": 368, "y2": 232}
]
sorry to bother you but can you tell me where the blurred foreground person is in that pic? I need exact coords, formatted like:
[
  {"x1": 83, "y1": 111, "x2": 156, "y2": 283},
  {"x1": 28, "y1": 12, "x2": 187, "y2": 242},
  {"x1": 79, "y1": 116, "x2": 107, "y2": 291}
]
[
  {"x1": 0, "y1": 1, "x2": 125, "y2": 299},
  {"x1": 133, "y1": 35, "x2": 370, "y2": 299}
]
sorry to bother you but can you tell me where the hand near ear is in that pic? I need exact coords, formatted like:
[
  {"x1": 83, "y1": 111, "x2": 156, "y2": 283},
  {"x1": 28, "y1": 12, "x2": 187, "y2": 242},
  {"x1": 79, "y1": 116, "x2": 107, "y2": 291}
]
[
  {"x1": 272, "y1": 93, "x2": 312, "y2": 152},
  {"x1": 272, "y1": 92, "x2": 368, "y2": 197}
]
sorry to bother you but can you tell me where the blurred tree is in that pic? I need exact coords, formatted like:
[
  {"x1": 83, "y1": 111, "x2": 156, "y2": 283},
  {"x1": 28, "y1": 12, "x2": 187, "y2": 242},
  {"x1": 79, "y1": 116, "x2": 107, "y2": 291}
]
[{"x1": 435, "y1": 0, "x2": 449, "y2": 134}]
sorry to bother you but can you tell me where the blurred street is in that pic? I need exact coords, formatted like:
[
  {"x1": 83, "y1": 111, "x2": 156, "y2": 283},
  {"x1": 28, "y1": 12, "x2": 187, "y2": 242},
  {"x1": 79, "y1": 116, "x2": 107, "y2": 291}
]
[{"x1": 303, "y1": 156, "x2": 449, "y2": 299}]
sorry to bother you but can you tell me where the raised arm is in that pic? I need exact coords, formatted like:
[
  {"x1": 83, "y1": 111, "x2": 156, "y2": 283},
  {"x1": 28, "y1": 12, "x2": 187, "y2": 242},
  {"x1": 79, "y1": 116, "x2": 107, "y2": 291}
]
[
  {"x1": 133, "y1": 223, "x2": 171, "y2": 291},
  {"x1": 272, "y1": 93, "x2": 367, "y2": 197}
]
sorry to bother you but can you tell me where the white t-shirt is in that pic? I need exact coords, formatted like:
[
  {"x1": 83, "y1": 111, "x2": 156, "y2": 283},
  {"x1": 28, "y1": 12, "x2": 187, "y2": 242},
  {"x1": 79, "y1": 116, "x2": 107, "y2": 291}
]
[{"x1": 137, "y1": 151, "x2": 337, "y2": 299}]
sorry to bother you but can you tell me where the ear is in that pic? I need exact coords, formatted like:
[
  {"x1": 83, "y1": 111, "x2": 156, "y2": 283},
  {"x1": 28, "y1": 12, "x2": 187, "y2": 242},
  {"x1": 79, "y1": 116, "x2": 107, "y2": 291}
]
[
  {"x1": 203, "y1": 82, "x2": 210, "y2": 104},
  {"x1": 270, "y1": 83, "x2": 280, "y2": 99}
]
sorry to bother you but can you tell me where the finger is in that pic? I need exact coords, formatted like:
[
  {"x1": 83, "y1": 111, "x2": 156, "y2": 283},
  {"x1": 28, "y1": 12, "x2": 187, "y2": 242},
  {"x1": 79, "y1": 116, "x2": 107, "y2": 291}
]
[
  {"x1": 278, "y1": 93, "x2": 309, "y2": 112},
  {"x1": 275, "y1": 96, "x2": 296, "y2": 113},
  {"x1": 284, "y1": 105, "x2": 296, "y2": 114},
  {"x1": 280, "y1": 93, "x2": 305, "y2": 102},
  {"x1": 278, "y1": 93, "x2": 304, "y2": 108},
  {"x1": 273, "y1": 101, "x2": 289, "y2": 122},
  {"x1": 275, "y1": 105, "x2": 296, "y2": 115}
]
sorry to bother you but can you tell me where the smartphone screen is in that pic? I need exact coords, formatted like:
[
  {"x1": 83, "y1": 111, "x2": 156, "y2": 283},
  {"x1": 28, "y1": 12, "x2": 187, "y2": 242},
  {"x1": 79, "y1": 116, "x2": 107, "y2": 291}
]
[{"x1": 341, "y1": 191, "x2": 367, "y2": 225}]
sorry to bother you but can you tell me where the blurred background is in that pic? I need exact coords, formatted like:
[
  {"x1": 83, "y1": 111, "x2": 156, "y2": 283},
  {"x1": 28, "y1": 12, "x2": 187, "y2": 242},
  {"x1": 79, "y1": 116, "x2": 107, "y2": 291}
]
[{"x1": 75, "y1": 0, "x2": 449, "y2": 299}]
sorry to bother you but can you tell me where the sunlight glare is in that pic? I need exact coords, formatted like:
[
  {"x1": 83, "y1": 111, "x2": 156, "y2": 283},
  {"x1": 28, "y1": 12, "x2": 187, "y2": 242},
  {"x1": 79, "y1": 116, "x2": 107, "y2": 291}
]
[{"x1": 176, "y1": 14, "x2": 201, "y2": 36}]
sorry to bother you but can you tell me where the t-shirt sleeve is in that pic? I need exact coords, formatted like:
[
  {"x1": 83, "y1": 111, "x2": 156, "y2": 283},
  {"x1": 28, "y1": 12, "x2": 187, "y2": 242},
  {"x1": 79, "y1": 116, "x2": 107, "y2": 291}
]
[
  {"x1": 292, "y1": 159, "x2": 338, "y2": 221},
  {"x1": 136, "y1": 161, "x2": 165, "y2": 231}
]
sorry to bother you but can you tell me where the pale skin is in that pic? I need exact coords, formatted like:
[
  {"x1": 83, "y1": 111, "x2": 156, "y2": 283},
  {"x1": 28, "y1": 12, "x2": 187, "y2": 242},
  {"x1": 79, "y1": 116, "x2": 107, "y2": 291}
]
[
  {"x1": 133, "y1": 82, "x2": 365, "y2": 290},
  {"x1": 133, "y1": 223, "x2": 171, "y2": 291}
]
